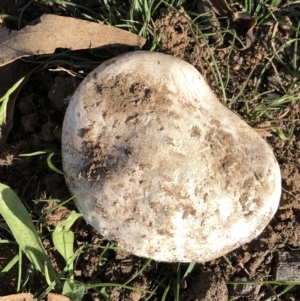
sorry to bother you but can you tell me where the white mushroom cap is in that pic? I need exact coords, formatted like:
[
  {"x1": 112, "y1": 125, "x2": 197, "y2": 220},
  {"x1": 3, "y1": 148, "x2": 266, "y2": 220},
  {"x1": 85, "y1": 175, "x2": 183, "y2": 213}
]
[{"x1": 62, "y1": 51, "x2": 281, "y2": 262}]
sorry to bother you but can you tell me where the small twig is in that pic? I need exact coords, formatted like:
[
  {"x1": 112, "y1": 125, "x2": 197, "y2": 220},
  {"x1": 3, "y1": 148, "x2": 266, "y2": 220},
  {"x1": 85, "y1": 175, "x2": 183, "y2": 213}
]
[{"x1": 48, "y1": 66, "x2": 85, "y2": 78}]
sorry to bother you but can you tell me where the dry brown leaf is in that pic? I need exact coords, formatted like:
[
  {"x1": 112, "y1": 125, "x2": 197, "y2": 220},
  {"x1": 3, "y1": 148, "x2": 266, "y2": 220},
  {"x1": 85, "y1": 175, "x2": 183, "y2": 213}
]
[
  {"x1": 205, "y1": 0, "x2": 233, "y2": 17},
  {"x1": 0, "y1": 293, "x2": 37, "y2": 301},
  {"x1": 0, "y1": 293, "x2": 71, "y2": 301},
  {"x1": 232, "y1": 11, "x2": 257, "y2": 51},
  {"x1": 0, "y1": 14, "x2": 146, "y2": 146},
  {"x1": 0, "y1": 14, "x2": 146, "y2": 67},
  {"x1": 198, "y1": 0, "x2": 256, "y2": 50}
]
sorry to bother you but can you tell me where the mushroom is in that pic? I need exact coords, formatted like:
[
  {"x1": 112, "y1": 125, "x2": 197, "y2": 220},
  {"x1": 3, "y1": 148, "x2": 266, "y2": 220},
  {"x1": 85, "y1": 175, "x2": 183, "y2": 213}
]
[{"x1": 62, "y1": 51, "x2": 281, "y2": 262}]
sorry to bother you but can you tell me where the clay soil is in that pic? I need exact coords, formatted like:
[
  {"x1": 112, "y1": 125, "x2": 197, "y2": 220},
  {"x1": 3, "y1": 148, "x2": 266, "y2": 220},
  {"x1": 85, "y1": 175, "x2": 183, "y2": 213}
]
[{"x1": 1, "y1": 1, "x2": 300, "y2": 301}]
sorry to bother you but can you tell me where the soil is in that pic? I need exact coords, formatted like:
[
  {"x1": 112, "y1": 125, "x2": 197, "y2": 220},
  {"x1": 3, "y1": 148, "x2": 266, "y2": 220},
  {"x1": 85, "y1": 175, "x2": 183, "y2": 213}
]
[{"x1": 1, "y1": 1, "x2": 300, "y2": 301}]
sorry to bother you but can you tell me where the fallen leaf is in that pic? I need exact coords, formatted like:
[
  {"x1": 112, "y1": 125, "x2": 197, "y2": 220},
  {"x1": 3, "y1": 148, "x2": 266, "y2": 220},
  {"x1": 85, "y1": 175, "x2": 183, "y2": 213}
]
[
  {"x1": 48, "y1": 293, "x2": 71, "y2": 301},
  {"x1": 0, "y1": 293, "x2": 36, "y2": 301},
  {"x1": 0, "y1": 293, "x2": 70, "y2": 301},
  {"x1": 232, "y1": 11, "x2": 257, "y2": 51},
  {"x1": 0, "y1": 14, "x2": 146, "y2": 67},
  {"x1": 198, "y1": 0, "x2": 256, "y2": 50},
  {"x1": 205, "y1": 0, "x2": 233, "y2": 17},
  {"x1": 0, "y1": 14, "x2": 146, "y2": 146}
]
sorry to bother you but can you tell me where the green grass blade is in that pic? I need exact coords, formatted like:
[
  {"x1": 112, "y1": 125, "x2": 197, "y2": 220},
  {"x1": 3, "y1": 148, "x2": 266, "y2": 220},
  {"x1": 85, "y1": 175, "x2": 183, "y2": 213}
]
[
  {"x1": 0, "y1": 183, "x2": 57, "y2": 284},
  {"x1": 62, "y1": 280, "x2": 85, "y2": 301},
  {"x1": 263, "y1": 284, "x2": 296, "y2": 301},
  {"x1": 0, "y1": 77, "x2": 25, "y2": 128},
  {"x1": 37, "y1": 245, "x2": 86, "y2": 300},
  {"x1": 19, "y1": 149, "x2": 56, "y2": 156},
  {"x1": 17, "y1": 245, "x2": 22, "y2": 292},
  {"x1": 52, "y1": 211, "x2": 82, "y2": 281},
  {"x1": 85, "y1": 281, "x2": 152, "y2": 293},
  {"x1": 0, "y1": 254, "x2": 19, "y2": 277},
  {"x1": 161, "y1": 279, "x2": 171, "y2": 301},
  {"x1": 181, "y1": 262, "x2": 195, "y2": 283},
  {"x1": 47, "y1": 152, "x2": 64, "y2": 175},
  {"x1": 20, "y1": 149, "x2": 63, "y2": 174},
  {"x1": 277, "y1": 122, "x2": 295, "y2": 141},
  {"x1": 124, "y1": 258, "x2": 152, "y2": 285}
]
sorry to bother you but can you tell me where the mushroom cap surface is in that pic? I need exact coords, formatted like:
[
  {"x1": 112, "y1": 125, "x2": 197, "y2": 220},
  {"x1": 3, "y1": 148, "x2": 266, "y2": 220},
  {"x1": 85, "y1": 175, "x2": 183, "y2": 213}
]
[{"x1": 62, "y1": 51, "x2": 281, "y2": 262}]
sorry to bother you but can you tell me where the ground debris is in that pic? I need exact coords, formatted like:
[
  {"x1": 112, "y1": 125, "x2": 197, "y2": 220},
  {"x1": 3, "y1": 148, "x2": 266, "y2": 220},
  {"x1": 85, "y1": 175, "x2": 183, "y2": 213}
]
[{"x1": 274, "y1": 251, "x2": 300, "y2": 281}]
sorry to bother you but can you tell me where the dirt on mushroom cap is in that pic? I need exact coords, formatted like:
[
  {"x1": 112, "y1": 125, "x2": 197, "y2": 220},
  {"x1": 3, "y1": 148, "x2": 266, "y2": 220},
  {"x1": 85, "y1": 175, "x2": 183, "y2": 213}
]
[{"x1": 62, "y1": 51, "x2": 281, "y2": 263}]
